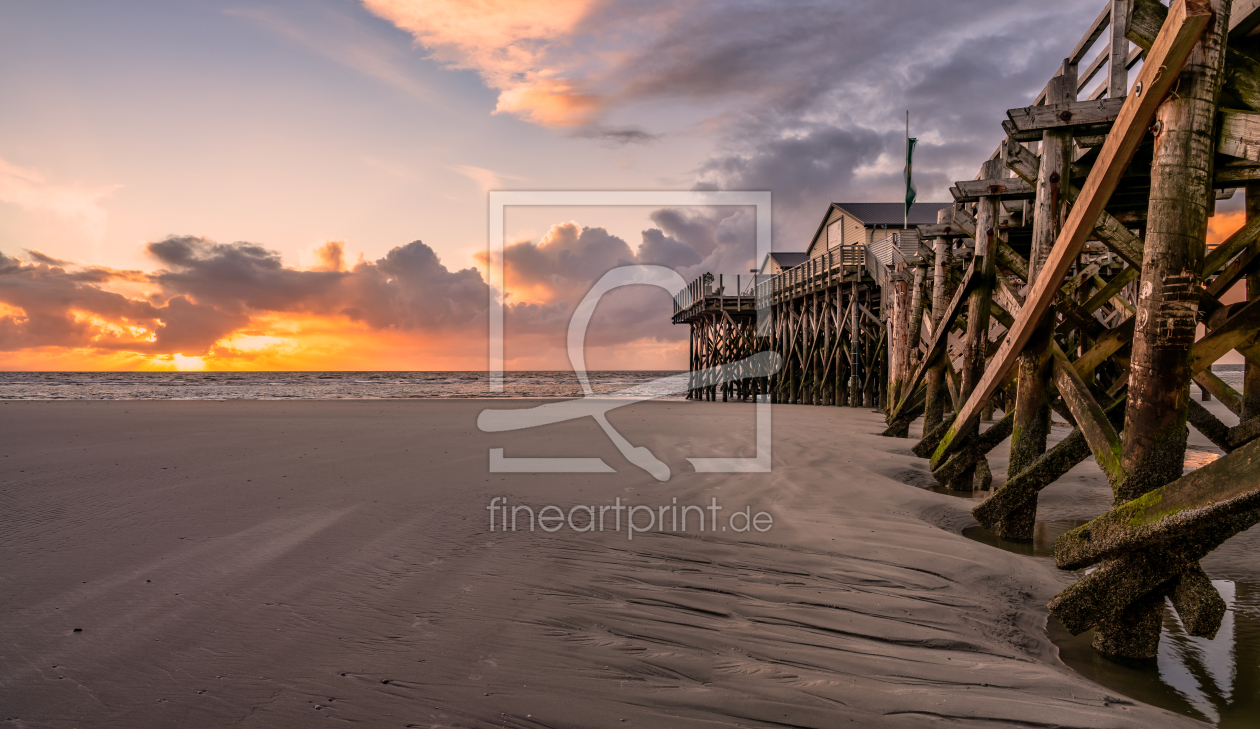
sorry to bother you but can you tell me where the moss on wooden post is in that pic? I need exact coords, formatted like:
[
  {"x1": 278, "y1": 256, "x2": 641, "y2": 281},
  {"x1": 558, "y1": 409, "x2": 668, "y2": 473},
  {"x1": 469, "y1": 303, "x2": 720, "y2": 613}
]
[
  {"x1": 1004, "y1": 69, "x2": 1076, "y2": 539},
  {"x1": 1103, "y1": 1, "x2": 1229, "y2": 660}
]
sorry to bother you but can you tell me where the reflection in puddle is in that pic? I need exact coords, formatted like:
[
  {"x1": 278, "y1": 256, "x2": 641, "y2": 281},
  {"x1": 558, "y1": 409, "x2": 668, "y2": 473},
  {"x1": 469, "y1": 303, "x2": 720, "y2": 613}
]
[
  {"x1": 962, "y1": 520, "x2": 1088, "y2": 558},
  {"x1": 1050, "y1": 582, "x2": 1260, "y2": 728},
  {"x1": 930, "y1": 484, "x2": 990, "y2": 500},
  {"x1": 1184, "y1": 446, "x2": 1222, "y2": 472},
  {"x1": 963, "y1": 520, "x2": 1260, "y2": 726}
]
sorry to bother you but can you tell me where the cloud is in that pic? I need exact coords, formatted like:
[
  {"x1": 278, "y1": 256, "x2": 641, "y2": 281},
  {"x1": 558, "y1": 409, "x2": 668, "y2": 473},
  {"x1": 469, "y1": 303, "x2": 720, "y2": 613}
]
[
  {"x1": 226, "y1": 5, "x2": 432, "y2": 100},
  {"x1": 361, "y1": 0, "x2": 597, "y2": 125},
  {"x1": 365, "y1": 0, "x2": 1102, "y2": 249},
  {"x1": 0, "y1": 156, "x2": 119, "y2": 240},
  {"x1": 0, "y1": 236, "x2": 498, "y2": 364},
  {"x1": 25, "y1": 250, "x2": 71, "y2": 267},
  {"x1": 571, "y1": 125, "x2": 661, "y2": 145},
  {"x1": 0, "y1": 201, "x2": 761, "y2": 368},
  {"x1": 450, "y1": 164, "x2": 529, "y2": 191}
]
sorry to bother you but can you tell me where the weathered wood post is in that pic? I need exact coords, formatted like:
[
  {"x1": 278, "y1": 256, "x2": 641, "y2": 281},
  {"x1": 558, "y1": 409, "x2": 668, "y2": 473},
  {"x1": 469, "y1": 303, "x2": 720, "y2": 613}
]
[
  {"x1": 850, "y1": 275, "x2": 862, "y2": 407},
  {"x1": 907, "y1": 264, "x2": 928, "y2": 377},
  {"x1": 889, "y1": 260, "x2": 911, "y2": 410},
  {"x1": 924, "y1": 208, "x2": 954, "y2": 434},
  {"x1": 1108, "y1": 0, "x2": 1229, "y2": 659},
  {"x1": 1110, "y1": 0, "x2": 1133, "y2": 99},
  {"x1": 1247, "y1": 182, "x2": 1260, "y2": 420},
  {"x1": 952, "y1": 157, "x2": 1006, "y2": 489},
  {"x1": 1003, "y1": 64, "x2": 1077, "y2": 539}
]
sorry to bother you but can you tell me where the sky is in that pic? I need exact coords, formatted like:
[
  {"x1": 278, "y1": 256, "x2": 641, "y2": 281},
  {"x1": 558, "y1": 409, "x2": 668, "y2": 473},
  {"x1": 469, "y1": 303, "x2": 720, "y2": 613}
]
[{"x1": 0, "y1": 0, "x2": 1242, "y2": 371}]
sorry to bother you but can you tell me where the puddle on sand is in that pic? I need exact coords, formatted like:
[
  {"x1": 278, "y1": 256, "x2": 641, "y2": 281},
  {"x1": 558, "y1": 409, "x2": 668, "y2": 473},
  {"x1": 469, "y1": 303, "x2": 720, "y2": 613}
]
[
  {"x1": 962, "y1": 519, "x2": 1088, "y2": 558},
  {"x1": 1184, "y1": 445, "x2": 1222, "y2": 471},
  {"x1": 1049, "y1": 582, "x2": 1260, "y2": 728},
  {"x1": 963, "y1": 518, "x2": 1260, "y2": 728}
]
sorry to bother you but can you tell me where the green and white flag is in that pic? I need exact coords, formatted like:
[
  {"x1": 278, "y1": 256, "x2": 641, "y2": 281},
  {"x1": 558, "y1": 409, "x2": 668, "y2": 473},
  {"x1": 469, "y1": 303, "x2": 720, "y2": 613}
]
[{"x1": 904, "y1": 136, "x2": 918, "y2": 220}]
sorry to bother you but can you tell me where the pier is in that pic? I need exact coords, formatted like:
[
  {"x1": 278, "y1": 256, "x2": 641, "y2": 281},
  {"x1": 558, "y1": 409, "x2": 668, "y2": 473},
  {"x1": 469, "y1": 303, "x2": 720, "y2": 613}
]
[{"x1": 674, "y1": 0, "x2": 1260, "y2": 661}]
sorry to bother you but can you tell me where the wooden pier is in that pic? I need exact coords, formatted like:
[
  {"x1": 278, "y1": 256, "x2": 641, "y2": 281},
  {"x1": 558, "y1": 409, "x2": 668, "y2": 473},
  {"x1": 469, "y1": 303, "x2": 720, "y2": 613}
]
[{"x1": 674, "y1": 0, "x2": 1260, "y2": 661}]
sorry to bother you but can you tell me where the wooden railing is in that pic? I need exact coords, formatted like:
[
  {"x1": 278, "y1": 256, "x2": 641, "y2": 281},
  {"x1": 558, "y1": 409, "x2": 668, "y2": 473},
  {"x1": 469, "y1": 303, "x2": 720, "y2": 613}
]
[
  {"x1": 674, "y1": 236, "x2": 920, "y2": 317},
  {"x1": 673, "y1": 274, "x2": 758, "y2": 315}
]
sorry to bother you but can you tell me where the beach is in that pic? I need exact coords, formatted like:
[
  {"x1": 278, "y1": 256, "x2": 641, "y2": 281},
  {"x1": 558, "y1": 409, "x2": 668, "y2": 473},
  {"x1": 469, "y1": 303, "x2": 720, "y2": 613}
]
[{"x1": 0, "y1": 399, "x2": 1215, "y2": 727}]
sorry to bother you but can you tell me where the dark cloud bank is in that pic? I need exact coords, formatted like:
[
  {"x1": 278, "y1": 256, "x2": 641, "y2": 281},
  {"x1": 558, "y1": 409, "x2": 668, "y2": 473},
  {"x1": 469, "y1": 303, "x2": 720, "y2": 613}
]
[{"x1": 0, "y1": 205, "x2": 754, "y2": 355}]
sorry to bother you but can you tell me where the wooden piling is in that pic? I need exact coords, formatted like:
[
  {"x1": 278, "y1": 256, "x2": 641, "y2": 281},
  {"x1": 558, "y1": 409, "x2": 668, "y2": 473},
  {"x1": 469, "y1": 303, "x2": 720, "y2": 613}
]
[
  {"x1": 923, "y1": 209, "x2": 954, "y2": 434},
  {"x1": 1105, "y1": 0, "x2": 1229, "y2": 660},
  {"x1": 1003, "y1": 70, "x2": 1077, "y2": 539},
  {"x1": 1246, "y1": 182, "x2": 1260, "y2": 420},
  {"x1": 951, "y1": 158, "x2": 1006, "y2": 489}
]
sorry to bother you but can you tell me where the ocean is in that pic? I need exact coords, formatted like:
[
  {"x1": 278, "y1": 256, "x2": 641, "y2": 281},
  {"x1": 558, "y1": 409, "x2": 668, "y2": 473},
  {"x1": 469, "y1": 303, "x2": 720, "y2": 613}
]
[
  {"x1": 0, "y1": 371, "x2": 689, "y2": 400},
  {"x1": 0, "y1": 365, "x2": 1245, "y2": 401}
]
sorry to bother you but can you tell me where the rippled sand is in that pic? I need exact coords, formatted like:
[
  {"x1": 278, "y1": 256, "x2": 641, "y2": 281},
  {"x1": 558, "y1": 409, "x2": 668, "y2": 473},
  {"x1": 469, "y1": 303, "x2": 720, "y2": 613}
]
[{"x1": 0, "y1": 400, "x2": 1205, "y2": 727}]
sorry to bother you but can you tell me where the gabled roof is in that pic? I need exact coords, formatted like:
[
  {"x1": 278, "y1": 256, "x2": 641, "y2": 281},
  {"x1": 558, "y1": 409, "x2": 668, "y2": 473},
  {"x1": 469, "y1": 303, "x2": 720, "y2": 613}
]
[
  {"x1": 804, "y1": 202, "x2": 953, "y2": 257},
  {"x1": 833, "y1": 202, "x2": 955, "y2": 226},
  {"x1": 769, "y1": 252, "x2": 809, "y2": 268}
]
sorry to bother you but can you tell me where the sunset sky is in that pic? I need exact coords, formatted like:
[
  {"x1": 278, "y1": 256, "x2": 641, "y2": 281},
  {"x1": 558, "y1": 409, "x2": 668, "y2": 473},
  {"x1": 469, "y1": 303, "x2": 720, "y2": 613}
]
[{"x1": 0, "y1": 0, "x2": 1244, "y2": 371}]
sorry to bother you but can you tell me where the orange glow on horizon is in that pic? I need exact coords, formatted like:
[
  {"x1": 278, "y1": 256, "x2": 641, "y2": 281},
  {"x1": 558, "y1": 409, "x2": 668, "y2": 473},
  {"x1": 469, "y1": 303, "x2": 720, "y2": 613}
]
[{"x1": 1208, "y1": 209, "x2": 1245, "y2": 248}]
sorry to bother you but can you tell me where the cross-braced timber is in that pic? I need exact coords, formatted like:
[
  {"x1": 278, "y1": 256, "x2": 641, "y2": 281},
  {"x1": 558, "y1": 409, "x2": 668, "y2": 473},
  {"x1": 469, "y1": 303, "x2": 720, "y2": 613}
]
[{"x1": 670, "y1": 0, "x2": 1260, "y2": 663}]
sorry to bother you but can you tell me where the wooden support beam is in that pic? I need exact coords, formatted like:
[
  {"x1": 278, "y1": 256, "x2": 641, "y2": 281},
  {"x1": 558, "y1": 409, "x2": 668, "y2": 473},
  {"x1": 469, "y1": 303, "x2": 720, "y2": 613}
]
[
  {"x1": 1230, "y1": 0, "x2": 1260, "y2": 40},
  {"x1": 1074, "y1": 316, "x2": 1137, "y2": 378},
  {"x1": 1190, "y1": 297, "x2": 1260, "y2": 373},
  {"x1": 1002, "y1": 135, "x2": 1146, "y2": 268},
  {"x1": 931, "y1": 411, "x2": 1015, "y2": 486},
  {"x1": 1187, "y1": 397, "x2": 1234, "y2": 451},
  {"x1": 923, "y1": 211, "x2": 955, "y2": 435},
  {"x1": 1125, "y1": 26, "x2": 1228, "y2": 499},
  {"x1": 951, "y1": 158, "x2": 1008, "y2": 489},
  {"x1": 1130, "y1": 0, "x2": 1260, "y2": 111},
  {"x1": 916, "y1": 223, "x2": 970, "y2": 239},
  {"x1": 1078, "y1": 44, "x2": 1112, "y2": 96},
  {"x1": 1056, "y1": 435, "x2": 1260, "y2": 569},
  {"x1": 1049, "y1": 543, "x2": 1209, "y2": 640},
  {"x1": 1081, "y1": 267, "x2": 1139, "y2": 312},
  {"x1": 950, "y1": 177, "x2": 1037, "y2": 203},
  {"x1": 1202, "y1": 211, "x2": 1260, "y2": 275},
  {"x1": 1246, "y1": 183, "x2": 1260, "y2": 421},
  {"x1": 1169, "y1": 565, "x2": 1229, "y2": 638},
  {"x1": 996, "y1": 243, "x2": 1030, "y2": 281},
  {"x1": 1004, "y1": 97, "x2": 1126, "y2": 141},
  {"x1": 933, "y1": 1, "x2": 1212, "y2": 470},
  {"x1": 1218, "y1": 108, "x2": 1260, "y2": 162},
  {"x1": 973, "y1": 397, "x2": 1125, "y2": 532},
  {"x1": 1205, "y1": 241, "x2": 1260, "y2": 300},
  {"x1": 888, "y1": 261, "x2": 978, "y2": 423},
  {"x1": 1111, "y1": 0, "x2": 1134, "y2": 99},
  {"x1": 1194, "y1": 369, "x2": 1244, "y2": 416},
  {"x1": 1090, "y1": 212, "x2": 1146, "y2": 268},
  {"x1": 882, "y1": 383, "x2": 927, "y2": 438},
  {"x1": 1229, "y1": 414, "x2": 1260, "y2": 448},
  {"x1": 1051, "y1": 342, "x2": 1127, "y2": 486}
]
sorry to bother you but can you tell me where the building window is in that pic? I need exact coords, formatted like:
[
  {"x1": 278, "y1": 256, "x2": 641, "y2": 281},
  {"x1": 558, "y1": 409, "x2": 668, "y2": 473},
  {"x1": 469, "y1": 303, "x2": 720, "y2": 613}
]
[{"x1": 827, "y1": 217, "x2": 844, "y2": 248}]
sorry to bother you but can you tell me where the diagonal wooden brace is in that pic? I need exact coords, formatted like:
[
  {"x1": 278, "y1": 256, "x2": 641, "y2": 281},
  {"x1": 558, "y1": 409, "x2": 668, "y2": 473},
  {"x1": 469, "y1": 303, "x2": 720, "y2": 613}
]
[
  {"x1": 934, "y1": 1, "x2": 1214, "y2": 470},
  {"x1": 1050, "y1": 342, "x2": 1127, "y2": 486},
  {"x1": 1055, "y1": 436, "x2": 1260, "y2": 569},
  {"x1": 972, "y1": 397, "x2": 1125, "y2": 529},
  {"x1": 1170, "y1": 564, "x2": 1228, "y2": 638},
  {"x1": 931, "y1": 410, "x2": 1015, "y2": 486}
]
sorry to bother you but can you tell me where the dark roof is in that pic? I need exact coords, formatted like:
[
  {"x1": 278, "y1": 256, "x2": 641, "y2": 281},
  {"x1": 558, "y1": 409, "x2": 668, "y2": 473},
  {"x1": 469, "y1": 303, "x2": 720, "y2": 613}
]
[
  {"x1": 832, "y1": 202, "x2": 953, "y2": 227},
  {"x1": 769, "y1": 252, "x2": 809, "y2": 268}
]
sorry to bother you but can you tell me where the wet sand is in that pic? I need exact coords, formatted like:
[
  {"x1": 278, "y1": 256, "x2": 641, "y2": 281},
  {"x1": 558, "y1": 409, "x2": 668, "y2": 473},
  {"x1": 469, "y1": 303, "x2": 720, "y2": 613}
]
[{"x1": 0, "y1": 399, "x2": 1208, "y2": 727}]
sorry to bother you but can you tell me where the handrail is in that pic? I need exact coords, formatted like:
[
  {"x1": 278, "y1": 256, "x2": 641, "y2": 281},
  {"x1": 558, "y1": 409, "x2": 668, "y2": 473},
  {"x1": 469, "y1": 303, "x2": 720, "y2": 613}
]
[{"x1": 677, "y1": 238, "x2": 915, "y2": 317}]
